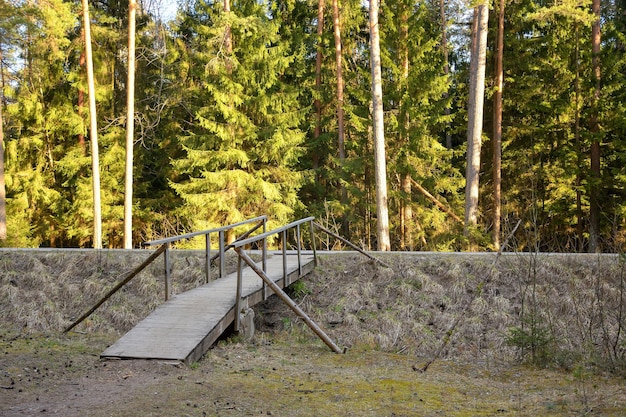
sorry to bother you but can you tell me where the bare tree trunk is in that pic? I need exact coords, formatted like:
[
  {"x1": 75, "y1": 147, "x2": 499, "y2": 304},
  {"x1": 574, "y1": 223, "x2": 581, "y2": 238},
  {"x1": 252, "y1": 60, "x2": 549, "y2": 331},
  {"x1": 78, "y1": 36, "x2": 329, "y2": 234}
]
[
  {"x1": 82, "y1": 0, "x2": 102, "y2": 248},
  {"x1": 464, "y1": 3, "x2": 489, "y2": 239},
  {"x1": 492, "y1": 0, "x2": 504, "y2": 250},
  {"x1": 440, "y1": 0, "x2": 452, "y2": 149},
  {"x1": 401, "y1": 174, "x2": 412, "y2": 250},
  {"x1": 589, "y1": 0, "x2": 601, "y2": 252},
  {"x1": 369, "y1": 0, "x2": 390, "y2": 251},
  {"x1": 78, "y1": 46, "x2": 86, "y2": 152},
  {"x1": 0, "y1": 56, "x2": 5, "y2": 241},
  {"x1": 574, "y1": 26, "x2": 584, "y2": 251},
  {"x1": 411, "y1": 178, "x2": 463, "y2": 224},
  {"x1": 399, "y1": 1, "x2": 412, "y2": 250},
  {"x1": 224, "y1": 0, "x2": 233, "y2": 65},
  {"x1": 124, "y1": 0, "x2": 137, "y2": 249},
  {"x1": 313, "y1": 0, "x2": 325, "y2": 170},
  {"x1": 332, "y1": 0, "x2": 347, "y2": 213}
]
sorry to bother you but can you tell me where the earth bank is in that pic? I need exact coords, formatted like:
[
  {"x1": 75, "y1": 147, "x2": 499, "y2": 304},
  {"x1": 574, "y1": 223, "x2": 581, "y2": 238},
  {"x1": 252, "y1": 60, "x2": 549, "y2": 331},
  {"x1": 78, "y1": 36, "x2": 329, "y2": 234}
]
[{"x1": 1, "y1": 250, "x2": 626, "y2": 416}]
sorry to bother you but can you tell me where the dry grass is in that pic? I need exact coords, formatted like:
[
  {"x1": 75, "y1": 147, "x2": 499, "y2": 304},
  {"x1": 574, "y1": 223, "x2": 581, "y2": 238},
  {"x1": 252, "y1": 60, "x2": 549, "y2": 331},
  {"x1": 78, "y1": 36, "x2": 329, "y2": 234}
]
[
  {"x1": 0, "y1": 249, "x2": 241, "y2": 333},
  {"x1": 2, "y1": 250, "x2": 626, "y2": 374},
  {"x1": 270, "y1": 253, "x2": 626, "y2": 375}
]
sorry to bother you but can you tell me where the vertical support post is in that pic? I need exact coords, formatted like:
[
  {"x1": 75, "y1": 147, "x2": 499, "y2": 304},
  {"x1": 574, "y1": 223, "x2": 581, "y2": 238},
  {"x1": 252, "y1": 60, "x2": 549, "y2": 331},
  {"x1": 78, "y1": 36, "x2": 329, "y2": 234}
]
[
  {"x1": 235, "y1": 248, "x2": 343, "y2": 354},
  {"x1": 296, "y1": 224, "x2": 302, "y2": 275},
  {"x1": 262, "y1": 220, "x2": 268, "y2": 299},
  {"x1": 282, "y1": 230, "x2": 287, "y2": 285},
  {"x1": 310, "y1": 219, "x2": 318, "y2": 266},
  {"x1": 205, "y1": 233, "x2": 211, "y2": 283},
  {"x1": 218, "y1": 230, "x2": 225, "y2": 278},
  {"x1": 235, "y1": 255, "x2": 243, "y2": 331},
  {"x1": 164, "y1": 243, "x2": 171, "y2": 301},
  {"x1": 262, "y1": 219, "x2": 267, "y2": 272}
]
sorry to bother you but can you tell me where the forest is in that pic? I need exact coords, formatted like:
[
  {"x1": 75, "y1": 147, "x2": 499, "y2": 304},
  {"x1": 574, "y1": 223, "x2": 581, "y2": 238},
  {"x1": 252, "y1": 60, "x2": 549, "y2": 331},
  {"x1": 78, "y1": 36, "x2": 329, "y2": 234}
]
[{"x1": 0, "y1": 0, "x2": 624, "y2": 252}]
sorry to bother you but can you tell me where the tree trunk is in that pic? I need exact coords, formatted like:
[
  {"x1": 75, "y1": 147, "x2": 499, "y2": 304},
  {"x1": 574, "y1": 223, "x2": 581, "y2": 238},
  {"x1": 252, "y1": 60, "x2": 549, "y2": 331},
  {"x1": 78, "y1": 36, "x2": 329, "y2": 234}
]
[
  {"x1": 464, "y1": 3, "x2": 489, "y2": 237},
  {"x1": 224, "y1": 0, "x2": 233, "y2": 67},
  {"x1": 369, "y1": 0, "x2": 391, "y2": 251},
  {"x1": 401, "y1": 174, "x2": 412, "y2": 250},
  {"x1": 332, "y1": 0, "x2": 347, "y2": 211},
  {"x1": 0, "y1": 57, "x2": 5, "y2": 241},
  {"x1": 82, "y1": 0, "x2": 102, "y2": 249},
  {"x1": 440, "y1": 0, "x2": 452, "y2": 149},
  {"x1": 492, "y1": 0, "x2": 504, "y2": 250},
  {"x1": 78, "y1": 46, "x2": 86, "y2": 151},
  {"x1": 313, "y1": 0, "x2": 324, "y2": 170},
  {"x1": 574, "y1": 26, "x2": 584, "y2": 251},
  {"x1": 124, "y1": 0, "x2": 137, "y2": 249},
  {"x1": 589, "y1": 0, "x2": 601, "y2": 252},
  {"x1": 399, "y1": 1, "x2": 411, "y2": 250}
]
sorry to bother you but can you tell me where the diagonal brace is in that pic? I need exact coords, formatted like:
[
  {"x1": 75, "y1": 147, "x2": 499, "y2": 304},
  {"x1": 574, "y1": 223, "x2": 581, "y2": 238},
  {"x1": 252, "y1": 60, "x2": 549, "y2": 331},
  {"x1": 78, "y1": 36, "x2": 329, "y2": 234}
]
[{"x1": 234, "y1": 248, "x2": 344, "y2": 354}]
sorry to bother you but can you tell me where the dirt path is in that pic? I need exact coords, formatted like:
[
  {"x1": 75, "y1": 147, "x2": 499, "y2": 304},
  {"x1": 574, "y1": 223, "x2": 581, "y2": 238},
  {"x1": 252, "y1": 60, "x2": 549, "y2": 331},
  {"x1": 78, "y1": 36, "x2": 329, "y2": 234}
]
[{"x1": 2, "y1": 331, "x2": 626, "y2": 417}]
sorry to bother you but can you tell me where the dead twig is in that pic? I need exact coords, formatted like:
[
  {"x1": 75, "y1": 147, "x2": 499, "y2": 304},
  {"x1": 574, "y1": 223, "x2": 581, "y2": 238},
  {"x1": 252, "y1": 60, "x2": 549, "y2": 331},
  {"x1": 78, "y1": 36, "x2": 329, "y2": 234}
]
[{"x1": 313, "y1": 222, "x2": 390, "y2": 268}]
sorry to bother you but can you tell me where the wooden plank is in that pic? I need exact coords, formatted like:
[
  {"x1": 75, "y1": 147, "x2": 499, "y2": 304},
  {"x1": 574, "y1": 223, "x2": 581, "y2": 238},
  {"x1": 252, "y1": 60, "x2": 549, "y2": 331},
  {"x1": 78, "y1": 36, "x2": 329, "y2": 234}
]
[{"x1": 101, "y1": 254, "x2": 314, "y2": 363}]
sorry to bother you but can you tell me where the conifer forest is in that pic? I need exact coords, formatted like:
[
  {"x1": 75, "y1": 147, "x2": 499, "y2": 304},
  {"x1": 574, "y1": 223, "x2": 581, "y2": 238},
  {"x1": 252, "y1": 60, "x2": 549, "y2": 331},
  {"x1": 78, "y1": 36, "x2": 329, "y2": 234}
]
[{"x1": 0, "y1": 0, "x2": 625, "y2": 252}]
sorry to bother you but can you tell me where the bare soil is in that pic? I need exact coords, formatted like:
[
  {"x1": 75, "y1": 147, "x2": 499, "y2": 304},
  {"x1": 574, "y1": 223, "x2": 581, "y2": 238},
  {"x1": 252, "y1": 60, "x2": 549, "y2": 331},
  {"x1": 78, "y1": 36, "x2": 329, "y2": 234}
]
[{"x1": 1, "y1": 251, "x2": 626, "y2": 416}]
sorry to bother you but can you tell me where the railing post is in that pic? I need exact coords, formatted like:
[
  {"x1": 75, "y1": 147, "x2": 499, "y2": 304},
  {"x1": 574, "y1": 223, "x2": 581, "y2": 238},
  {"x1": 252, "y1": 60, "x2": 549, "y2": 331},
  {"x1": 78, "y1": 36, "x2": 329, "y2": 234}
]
[
  {"x1": 262, "y1": 219, "x2": 267, "y2": 273},
  {"x1": 296, "y1": 224, "x2": 302, "y2": 276},
  {"x1": 282, "y1": 230, "x2": 287, "y2": 285},
  {"x1": 310, "y1": 219, "x2": 318, "y2": 266},
  {"x1": 205, "y1": 233, "x2": 211, "y2": 283},
  {"x1": 235, "y1": 254, "x2": 243, "y2": 331},
  {"x1": 262, "y1": 220, "x2": 268, "y2": 299},
  {"x1": 164, "y1": 243, "x2": 171, "y2": 301},
  {"x1": 218, "y1": 230, "x2": 225, "y2": 278}
]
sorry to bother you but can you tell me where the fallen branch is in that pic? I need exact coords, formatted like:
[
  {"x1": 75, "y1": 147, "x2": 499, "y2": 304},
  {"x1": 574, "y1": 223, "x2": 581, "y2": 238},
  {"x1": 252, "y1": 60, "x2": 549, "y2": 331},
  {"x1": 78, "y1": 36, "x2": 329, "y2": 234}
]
[
  {"x1": 411, "y1": 178, "x2": 463, "y2": 224},
  {"x1": 313, "y1": 222, "x2": 390, "y2": 268}
]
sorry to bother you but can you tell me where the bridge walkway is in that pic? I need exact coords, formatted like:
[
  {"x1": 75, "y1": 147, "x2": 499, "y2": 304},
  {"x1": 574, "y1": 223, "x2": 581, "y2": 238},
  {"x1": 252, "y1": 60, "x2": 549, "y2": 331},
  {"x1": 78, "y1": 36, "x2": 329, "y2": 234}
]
[{"x1": 101, "y1": 253, "x2": 314, "y2": 364}]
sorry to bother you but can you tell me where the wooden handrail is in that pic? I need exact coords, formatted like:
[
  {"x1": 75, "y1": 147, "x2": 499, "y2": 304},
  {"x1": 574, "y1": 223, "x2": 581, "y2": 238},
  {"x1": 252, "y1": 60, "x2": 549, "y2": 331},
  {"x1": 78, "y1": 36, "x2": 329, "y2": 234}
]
[
  {"x1": 64, "y1": 245, "x2": 167, "y2": 333},
  {"x1": 143, "y1": 215, "x2": 268, "y2": 247},
  {"x1": 231, "y1": 217, "x2": 315, "y2": 248},
  {"x1": 64, "y1": 217, "x2": 267, "y2": 333}
]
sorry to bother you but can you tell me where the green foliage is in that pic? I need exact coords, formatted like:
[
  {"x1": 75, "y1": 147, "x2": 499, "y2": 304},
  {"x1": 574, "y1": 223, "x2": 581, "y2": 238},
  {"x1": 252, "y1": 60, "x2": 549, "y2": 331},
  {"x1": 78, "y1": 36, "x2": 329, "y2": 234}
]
[
  {"x1": 506, "y1": 315, "x2": 554, "y2": 366},
  {"x1": 2, "y1": 0, "x2": 626, "y2": 251},
  {"x1": 288, "y1": 279, "x2": 312, "y2": 299},
  {"x1": 169, "y1": 0, "x2": 305, "y2": 231}
]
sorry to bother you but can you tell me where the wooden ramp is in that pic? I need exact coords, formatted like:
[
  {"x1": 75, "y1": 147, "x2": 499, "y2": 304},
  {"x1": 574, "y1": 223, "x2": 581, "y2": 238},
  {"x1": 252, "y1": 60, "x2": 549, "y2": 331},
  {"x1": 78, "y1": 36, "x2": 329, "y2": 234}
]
[{"x1": 101, "y1": 253, "x2": 315, "y2": 364}]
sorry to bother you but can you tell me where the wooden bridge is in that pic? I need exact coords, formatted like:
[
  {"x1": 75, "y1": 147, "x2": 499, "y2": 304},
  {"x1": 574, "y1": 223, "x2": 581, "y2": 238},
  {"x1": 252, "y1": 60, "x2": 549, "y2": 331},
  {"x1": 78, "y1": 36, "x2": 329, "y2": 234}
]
[
  {"x1": 101, "y1": 252, "x2": 315, "y2": 363},
  {"x1": 66, "y1": 217, "x2": 347, "y2": 364}
]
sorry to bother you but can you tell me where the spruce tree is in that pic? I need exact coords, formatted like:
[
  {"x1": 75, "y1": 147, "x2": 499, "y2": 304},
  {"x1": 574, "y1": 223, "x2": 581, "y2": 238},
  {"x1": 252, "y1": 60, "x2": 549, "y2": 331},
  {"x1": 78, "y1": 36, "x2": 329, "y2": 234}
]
[
  {"x1": 3, "y1": 0, "x2": 80, "y2": 246},
  {"x1": 380, "y1": 0, "x2": 463, "y2": 250},
  {"x1": 499, "y1": 0, "x2": 596, "y2": 250},
  {"x1": 169, "y1": 0, "x2": 306, "y2": 237}
]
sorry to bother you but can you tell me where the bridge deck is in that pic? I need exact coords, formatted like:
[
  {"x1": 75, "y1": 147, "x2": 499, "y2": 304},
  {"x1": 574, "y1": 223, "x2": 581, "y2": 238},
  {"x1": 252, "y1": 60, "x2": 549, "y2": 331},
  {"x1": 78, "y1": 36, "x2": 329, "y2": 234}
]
[{"x1": 101, "y1": 253, "x2": 315, "y2": 364}]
